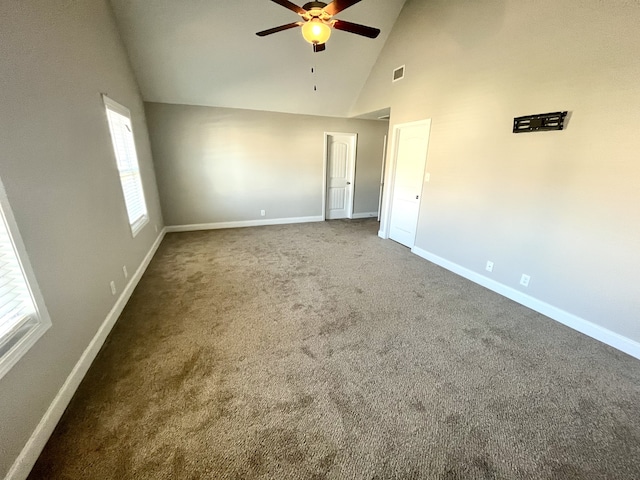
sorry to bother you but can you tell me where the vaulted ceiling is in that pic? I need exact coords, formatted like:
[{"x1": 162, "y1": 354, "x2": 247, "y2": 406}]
[{"x1": 109, "y1": 0, "x2": 406, "y2": 118}]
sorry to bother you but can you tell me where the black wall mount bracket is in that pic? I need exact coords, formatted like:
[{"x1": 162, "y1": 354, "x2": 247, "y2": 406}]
[{"x1": 513, "y1": 111, "x2": 568, "y2": 133}]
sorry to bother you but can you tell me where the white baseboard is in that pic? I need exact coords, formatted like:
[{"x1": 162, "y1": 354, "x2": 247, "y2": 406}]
[
  {"x1": 351, "y1": 212, "x2": 378, "y2": 219},
  {"x1": 6, "y1": 228, "x2": 167, "y2": 480},
  {"x1": 411, "y1": 246, "x2": 640, "y2": 361},
  {"x1": 166, "y1": 216, "x2": 324, "y2": 233}
]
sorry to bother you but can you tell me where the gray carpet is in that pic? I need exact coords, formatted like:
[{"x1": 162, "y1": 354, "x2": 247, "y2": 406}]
[{"x1": 29, "y1": 219, "x2": 640, "y2": 479}]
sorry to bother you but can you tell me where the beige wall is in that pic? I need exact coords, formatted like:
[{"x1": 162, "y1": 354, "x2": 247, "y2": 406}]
[
  {"x1": 0, "y1": 1, "x2": 163, "y2": 476},
  {"x1": 145, "y1": 102, "x2": 388, "y2": 226},
  {"x1": 353, "y1": 0, "x2": 640, "y2": 344}
]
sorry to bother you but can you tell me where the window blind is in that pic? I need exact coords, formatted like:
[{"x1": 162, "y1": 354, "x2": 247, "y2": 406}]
[
  {"x1": 0, "y1": 212, "x2": 35, "y2": 350},
  {"x1": 104, "y1": 97, "x2": 148, "y2": 236},
  {"x1": 0, "y1": 180, "x2": 51, "y2": 378}
]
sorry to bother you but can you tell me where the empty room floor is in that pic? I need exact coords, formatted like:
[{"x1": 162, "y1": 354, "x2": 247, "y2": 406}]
[{"x1": 29, "y1": 219, "x2": 640, "y2": 479}]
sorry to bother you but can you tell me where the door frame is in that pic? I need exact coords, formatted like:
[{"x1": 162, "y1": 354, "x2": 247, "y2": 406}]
[
  {"x1": 322, "y1": 132, "x2": 358, "y2": 220},
  {"x1": 377, "y1": 134, "x2": 388, "y2": 221},
  {"x1": 379, "y1": 119, "x2": 431, "y2": 240}
]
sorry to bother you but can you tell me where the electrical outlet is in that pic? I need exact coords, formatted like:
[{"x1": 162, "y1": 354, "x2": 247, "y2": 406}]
[
  {"x1": 520, "y1": 274, "x2": 530, "y2": 287},
  {"x1": 123, "y1": 265, "x2": 128, "y2": 279},
  {"x1": 155, "y1": 224, "x2": 158, "y2": 233},
  {"x1": 424, "y1": 172, "x2": 431, "y2": 182},
  {"x1": 486, "y1": 261, "x2": 494, "y2": 272},
  {"x1": 260, "y1": 210, "x2": 266, "y2": 217},
  {"x1": 110, "y1": 281, "x2": 116, "y2": 295}
]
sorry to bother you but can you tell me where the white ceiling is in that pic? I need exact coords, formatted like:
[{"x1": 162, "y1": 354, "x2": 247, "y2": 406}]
[{"x1": 109, "y1": 0, "x2": 406, "y2": 118}]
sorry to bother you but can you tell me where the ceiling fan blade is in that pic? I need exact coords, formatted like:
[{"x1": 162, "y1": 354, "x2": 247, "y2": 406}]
[
  {"x1": 323, "y1": 0, "x2": 363, "y2": 16},
  {"x1": 256, "y1": 22, "x2": 301, "y2": 37},
  {"x1": 270, "y1": 0, "x2": 307, "y2": 15},
  {"x1": 332, "y1": 19, "x2": 380, "y2": 38},
  {"x1": 313, "y1": 43, "x2": 326, "y2": 53}
]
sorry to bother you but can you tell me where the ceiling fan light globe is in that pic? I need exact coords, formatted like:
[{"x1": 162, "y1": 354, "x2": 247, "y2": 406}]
[{"x1": 301, "y1": 19, "x2": 331, "y2": 45}]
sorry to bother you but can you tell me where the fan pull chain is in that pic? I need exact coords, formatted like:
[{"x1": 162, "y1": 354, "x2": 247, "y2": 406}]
[{"x1": 312, "y1": 65, "x2": 317, "y2": 91}]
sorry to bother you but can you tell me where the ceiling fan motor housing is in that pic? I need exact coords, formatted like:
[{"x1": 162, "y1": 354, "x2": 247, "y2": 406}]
[
  {"x1": 302, "y1": 2, "x2": 328, "y2": 11},
  {"x1": 301, "y1": 2, "x2": 333, "y2": 23}
]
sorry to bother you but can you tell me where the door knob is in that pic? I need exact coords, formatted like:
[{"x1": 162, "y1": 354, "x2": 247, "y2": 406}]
[
  {"x1": 347, "y1": 182, "x2": 351, "y2": 185},
  {"x1": 416, "y1": 195, "x2": 419, "y2": 199}
]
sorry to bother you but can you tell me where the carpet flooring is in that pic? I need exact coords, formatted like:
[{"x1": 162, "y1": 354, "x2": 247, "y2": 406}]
[{"x1": 29, "y1": 219, "x2": 640, "y2": 479}]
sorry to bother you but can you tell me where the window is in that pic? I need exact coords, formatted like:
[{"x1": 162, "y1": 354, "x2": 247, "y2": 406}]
[
  {"x1": 0, "y1": 179, "x2": 51, "y2": 380},
  {"x1": 103, "y1": 95, "x2": 149, "y2": 237}
]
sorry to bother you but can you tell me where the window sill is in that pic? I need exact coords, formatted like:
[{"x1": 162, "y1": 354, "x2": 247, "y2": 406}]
[
  {"x1": 0, "y1": 316, "x2": 51, "y2": 381},
  {"x1": 131, "y1": 215, "x2": 149, "y2": 238}
]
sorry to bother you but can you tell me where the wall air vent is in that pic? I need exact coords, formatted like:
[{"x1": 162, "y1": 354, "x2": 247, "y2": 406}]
[{"x1": 392, "y1": 65, "x2": 405, "y2": 83}]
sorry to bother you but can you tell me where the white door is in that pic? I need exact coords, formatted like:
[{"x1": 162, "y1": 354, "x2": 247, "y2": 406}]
[
  {"x1": 325, "y1": 133, "x2": 356, "y2": 220},
  {"x1": 388, "y1": 121, "x2": 431, "y2": 247}
]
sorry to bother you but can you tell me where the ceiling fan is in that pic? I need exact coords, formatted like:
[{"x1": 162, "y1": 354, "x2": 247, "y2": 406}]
[{"x1": 256, "y1": 0, "x2": 380, "y2": 53}]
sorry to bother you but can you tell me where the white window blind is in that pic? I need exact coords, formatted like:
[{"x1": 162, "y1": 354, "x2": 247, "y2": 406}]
[
  {"x1": 103, "y1": 96, "x2": 149, "y2": 236},
  {"x1": 0, "y1": 215, "x2": 36, "y2": 348},
  {"x1": 0, "y1": 180, "x2": 51, "y2": 379}
]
